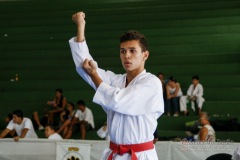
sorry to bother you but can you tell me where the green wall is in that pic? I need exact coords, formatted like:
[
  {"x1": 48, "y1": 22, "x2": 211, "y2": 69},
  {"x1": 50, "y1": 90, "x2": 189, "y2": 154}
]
[{"x1": 0, "y1": 0, "x2": 239, "y2": 140}]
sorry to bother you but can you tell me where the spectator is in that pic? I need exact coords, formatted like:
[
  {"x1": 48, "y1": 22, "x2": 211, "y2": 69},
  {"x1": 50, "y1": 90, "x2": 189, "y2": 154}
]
[
  {"x1": 180, "y1": 75, "x2": 205, "y2": 116},
  {"x1": 46, "y1": 88, "x2": 67, "y2": 125},
  {"x1": 32, "y1": 88, "x2": 67, "y2": 129},
  {"x1": 57, "y1": 102, "x2": 77, "y2": 138},
  {"x1": 0, "y1": 109, "x2": 38, "y2": 141},
  {"x1": 1, "y1": 113, "x2": 16, "y2": 138},
  {"x1": 32, "y1": 111, "x2": 46, "y2": 131},
  {"x1": 45, "y1": 125, "x2": 63, "y2": 140},
  {"x1": 65, "y1": 100, "x2": 95, "y2": 139},
  {"x1": 165, "y1": 76, "x2": 183, "y2": 117},
  {"x1": 197, "y1": 112, "x2": 215, "y2": 142},
  {"x1": 5, "y1": 113, "x2": 13, "y2": 124},
  {"x1": 157, "y1": 72, "x2": 167, "y2": 111}
]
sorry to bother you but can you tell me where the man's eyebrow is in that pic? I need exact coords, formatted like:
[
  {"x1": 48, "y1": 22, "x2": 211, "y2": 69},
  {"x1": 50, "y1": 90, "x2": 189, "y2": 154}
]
[{"x1": 120, "y1": 47, "x2": 136, "y2": 50}]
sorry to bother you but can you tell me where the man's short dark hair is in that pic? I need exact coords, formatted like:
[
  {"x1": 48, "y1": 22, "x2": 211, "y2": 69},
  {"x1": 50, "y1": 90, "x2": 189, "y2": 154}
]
[
  {"x1": 192, "y1": 75, "x2": 199, "y2": 80},
  {"x1": 77, "y1": 100, "x2": 86, "y2": 106},
  {"x1": 45, "y1": 125, "x2": 55, "y2": 131},
  {"x1": 12, "y1": 109, "x2": 23, "y2": 119},
  {"x1": 120, "y1": 30, "x2": 148, "y2": 52}
]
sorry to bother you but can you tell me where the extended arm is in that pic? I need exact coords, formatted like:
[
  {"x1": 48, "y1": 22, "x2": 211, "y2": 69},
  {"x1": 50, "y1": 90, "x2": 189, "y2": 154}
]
[
  {"x1": 0, "y1": 128, "x2": 11, "y2": 139},
  {"x1": 71, "y1": 12, "x2": 103, "y2": 89},
  {"x1": 14, "y1": 128, "x2": 29, "y2": 142}
]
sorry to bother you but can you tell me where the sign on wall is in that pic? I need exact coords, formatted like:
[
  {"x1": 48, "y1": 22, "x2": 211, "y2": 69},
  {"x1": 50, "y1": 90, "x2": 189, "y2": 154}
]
[{"x1": 56, "y1": 142, "x2": 91, "y2": 160}]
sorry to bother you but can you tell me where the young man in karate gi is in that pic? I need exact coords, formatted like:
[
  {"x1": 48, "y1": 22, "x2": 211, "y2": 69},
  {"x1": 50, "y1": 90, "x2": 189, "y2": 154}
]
[
  {"x1": 69, "y1": 12, "x2": 164, "y2": 160},
  {"x1": 180, "y1": 75, "x2": 205, "y2": 115}
]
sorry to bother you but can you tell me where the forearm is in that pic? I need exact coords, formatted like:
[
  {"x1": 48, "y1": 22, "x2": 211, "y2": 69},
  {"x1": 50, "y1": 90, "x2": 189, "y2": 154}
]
[
  {"x1": 19, "y1": 129, "x2": 29, "y2": 138},
  {"x1": 0, "y1": 129, "x2": 9, "y2": 138},
  {"x1": 90, "y1": 72, "x2": 103, "y2": 89},
  {"x1": 76, "y1": 25, "x2": 85, "y2": 42}
]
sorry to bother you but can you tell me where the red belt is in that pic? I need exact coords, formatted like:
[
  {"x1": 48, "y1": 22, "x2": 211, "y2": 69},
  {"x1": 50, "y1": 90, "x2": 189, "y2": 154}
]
[{"x1": 108, "y1": 141, "x2": 154, "y2": 160}]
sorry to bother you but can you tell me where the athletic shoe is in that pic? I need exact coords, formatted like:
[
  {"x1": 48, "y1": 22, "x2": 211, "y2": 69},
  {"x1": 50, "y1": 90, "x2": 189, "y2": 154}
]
[{"x1": 38, "y1": 125, "x2": 44, "y2": 130}]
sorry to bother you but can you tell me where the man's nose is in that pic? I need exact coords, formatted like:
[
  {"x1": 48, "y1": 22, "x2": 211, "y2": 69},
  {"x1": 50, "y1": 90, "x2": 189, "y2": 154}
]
[{"x1": 124, "y1": 51, "x2": 130, "y2": 59}]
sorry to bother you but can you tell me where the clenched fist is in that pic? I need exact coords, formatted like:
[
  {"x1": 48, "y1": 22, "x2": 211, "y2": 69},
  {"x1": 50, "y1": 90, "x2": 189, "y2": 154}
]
[
  {"x1": 72, "y1": 11, "x2": 86, "y2": 26},
  {"x1": 83, "y1": 59, "x2": 98, "y2": 76}
]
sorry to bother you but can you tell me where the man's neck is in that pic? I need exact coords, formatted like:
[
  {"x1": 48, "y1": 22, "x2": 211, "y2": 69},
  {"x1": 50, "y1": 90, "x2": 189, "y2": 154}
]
[{"x1": 126, "y1": 69, "x2": 144, "y2": 87}]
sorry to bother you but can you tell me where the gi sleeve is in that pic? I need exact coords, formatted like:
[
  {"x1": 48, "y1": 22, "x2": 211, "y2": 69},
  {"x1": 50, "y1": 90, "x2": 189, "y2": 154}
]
[
  {"x1": 195, "y1": 84, "x2": 204, "y2": 97},
  {"x1": 69, "y1": 37, "x2": 117, "y2": 90},
  {"x1": 187, "y1": 84, "x2": 193, "y2": 96}
]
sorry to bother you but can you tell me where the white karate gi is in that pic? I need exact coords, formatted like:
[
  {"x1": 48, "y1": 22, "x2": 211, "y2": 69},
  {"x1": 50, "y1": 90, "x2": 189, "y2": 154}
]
[
  {"x1": 69, "y1": 37, "x2": 164, "y2": 160},
  {"x1": 180, "y1": 83, "x2": 205, "y2": 112}
]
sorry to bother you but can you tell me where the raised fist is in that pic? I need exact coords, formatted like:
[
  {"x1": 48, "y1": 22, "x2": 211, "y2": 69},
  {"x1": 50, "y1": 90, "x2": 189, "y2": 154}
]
[{"x1": 72, "y1": 11, "x2": 85, "y2": 26}]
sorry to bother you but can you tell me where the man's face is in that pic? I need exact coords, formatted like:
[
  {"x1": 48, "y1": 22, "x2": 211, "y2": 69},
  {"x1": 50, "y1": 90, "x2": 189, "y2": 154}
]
[
  {"x1": 45, "y1": 126, "x2": 54, "y2": 138},
  {"x1": 192, "y1": 79, "x2": 199, "y2": 86},
  {"x1": 12, "y1": 114, "x2": 22, "y2": 124},
  {"x1": 158, "y1": 74, "x2": 164, "y2": 81},
  {"x1": 120, "y1": 40, "x2": 148, "y2": 73},
  {"x1": 199, "y1": 117, "x2": 207, "y2": 125},
  {"x1": 78, "y1": 105, "x2": 84, "y2": 112}
]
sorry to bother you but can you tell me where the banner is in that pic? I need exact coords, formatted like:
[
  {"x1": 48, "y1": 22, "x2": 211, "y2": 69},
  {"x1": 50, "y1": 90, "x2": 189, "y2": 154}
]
[{"x1": 56, "y1": 142, "x2": 91, "y2": 160}]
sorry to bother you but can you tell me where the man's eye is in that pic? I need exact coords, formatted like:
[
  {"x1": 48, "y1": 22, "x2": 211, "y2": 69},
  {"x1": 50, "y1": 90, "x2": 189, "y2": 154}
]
[
  {"x1": 120, "y1": 50, "x2": 126, "y2": 54},
  {"x1": 130, "y1": 49, "x2": 136, "y2": 53}
]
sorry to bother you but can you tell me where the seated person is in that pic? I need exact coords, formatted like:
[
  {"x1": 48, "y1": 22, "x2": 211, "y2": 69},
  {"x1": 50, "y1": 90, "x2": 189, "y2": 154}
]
[
  {"x1": 0, "y1": 109, "x2": 38, "y2": 141},
  {"x1": 32, "y1": 111, "x2": 47, "y2": 131},
  {"x1": 157, "y1": 72, "x2": 167, "y2": 110},
  {"x1": 180, "y1": 75, "x2": 205, "y2": 115},
  {"x1": 197, "y1": 112, "x2": 216, "y2": 142},
  {"x1": 165, "y1": 76, "x2": 183, "y2": 117},
  {"x1": 45, "y1": 125, "x2": 63, "y2": 140},
  {"x1": 32, "y1": 88, "x2": 67, "y2": 128},
  {"x1": 65, "y1": 100, "x2": 95, "y2": 139},
  {"x1": 57, "y1": 102, "x2": 77, "y2": 138},
  {"x1": 2, "y1": 113, "x2": 16, "y2": 138},
  {"x1": 46, "y1": 88, "x2": 67, "y2": 125}
]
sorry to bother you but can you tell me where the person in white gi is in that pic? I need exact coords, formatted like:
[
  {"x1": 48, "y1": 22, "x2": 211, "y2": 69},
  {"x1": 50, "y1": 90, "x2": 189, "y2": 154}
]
[
  {"x1": 0, "y1": 109, "x2": 38, "y2": 141},
  {"x1": 69, "y1": 12, "x2": 164, "y2": 160},
  {"x1": 45, "y1": 125, "x2": 63, "y2": 140},
  {"x1": 180, "y1": 75, "x2": 205, "y2": 115}
]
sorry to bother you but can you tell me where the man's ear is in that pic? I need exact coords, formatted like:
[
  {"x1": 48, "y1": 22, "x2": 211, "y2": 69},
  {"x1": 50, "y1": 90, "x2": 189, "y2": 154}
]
[{"x1": 143, "y1": 51, "x2": 149, "y2": 60}]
